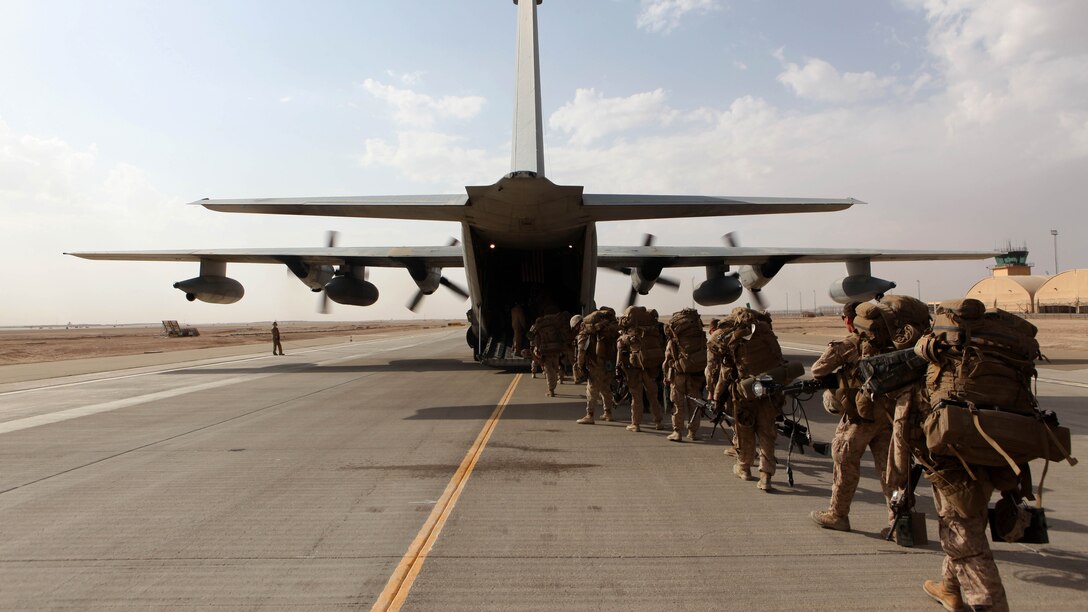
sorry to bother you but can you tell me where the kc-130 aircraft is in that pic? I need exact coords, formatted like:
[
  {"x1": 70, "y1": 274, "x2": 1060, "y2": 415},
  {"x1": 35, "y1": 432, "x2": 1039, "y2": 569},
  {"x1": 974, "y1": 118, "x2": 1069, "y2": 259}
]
[{"x1": 68, "y1": 0, "x2": 997, "y2": 365}]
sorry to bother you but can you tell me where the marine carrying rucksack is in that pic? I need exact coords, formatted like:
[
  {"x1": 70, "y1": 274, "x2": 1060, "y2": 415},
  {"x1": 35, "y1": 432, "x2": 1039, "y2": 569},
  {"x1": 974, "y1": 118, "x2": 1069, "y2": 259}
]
[{"x1": 666, "y1": 309, "x2": 706, "y2": 374}]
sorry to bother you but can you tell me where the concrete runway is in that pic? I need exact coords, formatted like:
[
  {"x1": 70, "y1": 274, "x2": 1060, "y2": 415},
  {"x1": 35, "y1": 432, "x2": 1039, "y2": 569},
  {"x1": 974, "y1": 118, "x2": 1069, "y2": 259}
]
[{"x1": 1, "y1": 328, "x2": 1086, "y2": 610}]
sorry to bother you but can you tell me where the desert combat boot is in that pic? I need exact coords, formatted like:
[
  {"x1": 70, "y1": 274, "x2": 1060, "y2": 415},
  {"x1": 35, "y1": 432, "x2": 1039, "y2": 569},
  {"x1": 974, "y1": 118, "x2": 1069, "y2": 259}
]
[
  {"x1": 809, "y1": 510, "x2": 851, "y2": 532},
  {"x1": 922, "y1": 580, "x2": 966, "y2": 612},
  {"x1": 757, "y1": 472, "x2": 773, "y2": 492}
]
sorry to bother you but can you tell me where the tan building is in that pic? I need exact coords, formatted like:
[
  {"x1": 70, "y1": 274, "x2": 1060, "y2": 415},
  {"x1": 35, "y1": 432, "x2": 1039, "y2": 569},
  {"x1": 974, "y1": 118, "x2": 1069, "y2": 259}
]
[
  {"x1": 965, "y1": 247, "x2": 1086, "y2": 313},
  {"x1": 965, "y1": 247, "x2": 1045, "y2": 313},
  {"x1": 1036, "y1": 269, "x2": 1088, "y2": 313},
  {"x1": 966, "y1": 275, "x2": 1047, "y2": 313}
]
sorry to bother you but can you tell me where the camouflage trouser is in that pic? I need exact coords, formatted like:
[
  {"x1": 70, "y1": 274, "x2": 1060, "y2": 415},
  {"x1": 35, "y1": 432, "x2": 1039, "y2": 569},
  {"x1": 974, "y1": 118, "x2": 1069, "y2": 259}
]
[
  {"x1": 624, "y1": 367, "x2": 662, "y2": 426},
  {"x1": 828, "y1": 415, "x2": 894, "y2": 520},
  {"x1": 541, "y1": 353, "x2": 562, "y2": 394},
  {"x1": 735, "y1": 398, "x2": 777, "y2": 476},
  {"x1": 584, "y1": 365, "x2": 615, "y2": 418},
  {"x1": 669, "y1": 372, "x2": 704, "y2": 434},
  {"x1": 933, "y1": 483, "x2": 1008, "y2": 611}
]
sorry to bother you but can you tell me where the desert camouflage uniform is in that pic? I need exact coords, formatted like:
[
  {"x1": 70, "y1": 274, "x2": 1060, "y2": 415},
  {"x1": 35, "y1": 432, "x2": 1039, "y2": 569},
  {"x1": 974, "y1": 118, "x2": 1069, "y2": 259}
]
[
  {"x1": 715, "y1": 323, "x2": 778, "y2": 480},
  {"x1": 733, "y1": 396, "x2": 778, "y2": 477},
  {"x1": 707, "y1": 328, "x2": 740, "y2": 453},
  {"x1": 616, "y1": 332, "x2": 663, "y2": 428},
  {"x1": 577, "y1": 329, "x2": 615, "y2": 422},
  {"x1": 931, "y1": 461, "x2": 1011, "y2": 611},
  {"x1": 891, "y1": 388, "x2": 1010, "y2": 610},
  {"x1": 528, "y1": 318, "x2": 562, "y2": 396},
  {"x1": 811, "y1": 334, "x2": 895, "y2": 522},
  {"x1": 663, "y1": 339, "x2": 703, "y2": 438}
]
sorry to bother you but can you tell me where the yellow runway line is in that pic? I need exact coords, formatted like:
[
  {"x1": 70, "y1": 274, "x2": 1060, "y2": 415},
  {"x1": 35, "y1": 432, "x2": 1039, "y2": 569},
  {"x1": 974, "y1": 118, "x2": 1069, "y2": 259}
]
[{"x1": 372, "y1": 374, "x2": 523, "y2": 611}]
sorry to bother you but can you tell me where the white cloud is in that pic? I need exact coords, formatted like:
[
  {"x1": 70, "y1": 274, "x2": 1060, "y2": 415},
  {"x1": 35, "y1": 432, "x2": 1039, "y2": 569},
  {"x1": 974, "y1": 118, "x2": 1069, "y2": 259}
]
[
  {"x1": 777, "y1": 57, "x2": 898, "y2": 103},
  {"x1": 361, "y1": 79, "x2": 485, "y2": 128},
  {"x1": 360, "y1": 131, "x2": 505, "y2": 190},
  {"x1": 636, "y1": 0, "x2": 720, "y2": 34},
  {"x1": 907, "y1": 0, "x2": 1088, "y2": 140},
  {"x1": 549, "y1": 88, "x2": 679, "y2": 146}
]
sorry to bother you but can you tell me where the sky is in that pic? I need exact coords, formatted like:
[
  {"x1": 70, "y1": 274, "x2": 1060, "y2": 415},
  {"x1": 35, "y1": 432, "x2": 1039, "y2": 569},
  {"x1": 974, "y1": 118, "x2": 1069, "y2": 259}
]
[{"x1": 1, "y1": 0, "x2": 1085, "y2": 326}]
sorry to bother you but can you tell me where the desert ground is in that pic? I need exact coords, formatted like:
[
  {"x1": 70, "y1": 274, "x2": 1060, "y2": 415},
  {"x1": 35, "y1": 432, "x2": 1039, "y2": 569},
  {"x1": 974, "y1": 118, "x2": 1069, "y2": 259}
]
[
  {"x1": 2, "y1": 313, "x2": 1085, "y2": 366},
  {"x1": 0, "y1": 320, "x2": 460, "y2": 365}
]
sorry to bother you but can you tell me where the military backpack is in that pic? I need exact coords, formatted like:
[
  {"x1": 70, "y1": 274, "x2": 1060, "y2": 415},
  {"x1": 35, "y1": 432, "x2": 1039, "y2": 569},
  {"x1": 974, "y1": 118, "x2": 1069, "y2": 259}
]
[
  {"x1": 665, "y1": 309, "x2": 706, "y2": 374},
  {"x1": 915, "y1": 299, "x2": 1075, "y2": 472}
]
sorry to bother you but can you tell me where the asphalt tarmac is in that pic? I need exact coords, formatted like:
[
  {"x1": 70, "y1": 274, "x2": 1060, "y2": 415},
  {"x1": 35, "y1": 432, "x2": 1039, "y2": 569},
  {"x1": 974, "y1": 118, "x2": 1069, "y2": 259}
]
[{"x1": 1, "y1": 328, "x2": 1086, "y2": 610}]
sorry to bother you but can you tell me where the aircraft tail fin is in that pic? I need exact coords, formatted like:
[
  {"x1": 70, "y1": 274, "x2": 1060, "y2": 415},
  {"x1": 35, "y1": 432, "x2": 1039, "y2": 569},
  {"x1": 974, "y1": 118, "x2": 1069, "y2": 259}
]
[{"x1": 512, "y1": 0, "x2": 545, "y2": 176}]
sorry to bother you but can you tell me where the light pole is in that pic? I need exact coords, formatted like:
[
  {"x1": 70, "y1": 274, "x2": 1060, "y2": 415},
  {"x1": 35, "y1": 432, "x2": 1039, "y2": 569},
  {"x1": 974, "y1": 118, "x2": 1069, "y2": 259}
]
[
  {"x1": 1051, "y1": 229, "x2": 1059, "y2": 276},
  {"x1": 813, "y1": 289, "x2": 817, "y2": 311},
  {"x1": 916, "y1": 279, "x2": 921, "y2": 301}
]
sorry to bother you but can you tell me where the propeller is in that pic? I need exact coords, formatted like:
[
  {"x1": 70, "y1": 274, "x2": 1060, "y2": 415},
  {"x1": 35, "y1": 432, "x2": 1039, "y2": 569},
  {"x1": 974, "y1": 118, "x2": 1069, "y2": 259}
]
[
  {"x1": 608, "y1": 233, "x2": 681, "y2": 309},
  {"x1": 406, "y1": 237, "x2": 470, "y2": 312},
  {"x1": 722, "y1": 232, "x2": 766, "y2": 310},
  {"x1": 318, "y1": 230, "x2": 339, "y2": 314}
]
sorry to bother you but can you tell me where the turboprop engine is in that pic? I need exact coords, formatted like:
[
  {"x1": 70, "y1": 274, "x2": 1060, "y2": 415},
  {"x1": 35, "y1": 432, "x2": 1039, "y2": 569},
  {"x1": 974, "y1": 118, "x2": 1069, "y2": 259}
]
[
  {"x1": 324, "y1": 267, "x2": 378, "y2": 307},
  {"x1": 829, "y1": 260, "x2": 896, "y2": 304},
  {"x1": 173, "y1": 261, "x2": 243, "y2": 304},
  {"x1": 693, "y1": 264, "x2": 743, "y2": 306}
]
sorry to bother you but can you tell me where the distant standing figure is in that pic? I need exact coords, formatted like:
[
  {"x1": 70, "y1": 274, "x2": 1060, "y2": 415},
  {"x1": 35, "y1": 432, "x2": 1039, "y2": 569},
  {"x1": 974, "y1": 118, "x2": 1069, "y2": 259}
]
[
  {"x1": 271, "y1": 321, "x2": 284, "y2": 355},
  {"x1": 511, "y1": 303, "x2": 528, "y2": 356}
]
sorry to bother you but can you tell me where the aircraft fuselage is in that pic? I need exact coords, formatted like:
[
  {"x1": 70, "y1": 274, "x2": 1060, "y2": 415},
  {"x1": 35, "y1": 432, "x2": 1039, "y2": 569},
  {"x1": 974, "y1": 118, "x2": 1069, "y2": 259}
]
[{"x1": 459, "y1": 172, "x2": 597, "y2": 359}]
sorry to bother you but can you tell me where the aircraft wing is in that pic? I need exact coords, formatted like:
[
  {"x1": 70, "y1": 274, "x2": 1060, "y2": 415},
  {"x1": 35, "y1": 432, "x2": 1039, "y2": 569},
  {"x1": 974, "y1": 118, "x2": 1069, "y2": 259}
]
[
  {"x1": 66, "y1": 246, "x2": 465, "y2": 268},
  {"x1": 582, "y1": 195, "x2": 860, "y2": 222},
  {"x1": 193, "y1": 196, "x2": 469, "y2": 222},
  {"x1": 597, "y1": 246, "x2": 1000, "y2": 268}
]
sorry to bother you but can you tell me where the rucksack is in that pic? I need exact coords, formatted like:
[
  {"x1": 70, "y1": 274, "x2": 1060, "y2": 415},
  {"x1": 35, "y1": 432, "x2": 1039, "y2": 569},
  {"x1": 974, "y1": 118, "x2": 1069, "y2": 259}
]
[
  {"x1": 582, "y1": 308, "x2": 619, "y2": 364},
  {"x1": 877, "y1": 295, "x2": 932, "y2": 350},
  {"x1": 666, "y1": 309, "x2": 706, "y2": 373},
  {"x1": 724, "y1": 311, "x2": 785, "y2": 378},
  {"x1": 916, "y1": 298, "x2": 1075, "y2": 472},
  {"x1": 532, "y1": 313, "x2": 567, "y2": 355},
  {"x1": 917, "y1": 298, "x2": 1040, "y2": 415},
  {"x1": 631, "y1": 324, "x2": 666, "y2": 370}
]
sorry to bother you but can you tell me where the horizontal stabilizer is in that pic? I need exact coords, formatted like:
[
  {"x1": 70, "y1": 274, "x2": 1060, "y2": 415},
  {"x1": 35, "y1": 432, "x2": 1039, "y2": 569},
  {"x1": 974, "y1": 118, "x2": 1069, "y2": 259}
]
[
  {"x1": 582, "y1": 195, "x2": 860, "y2": 222},
  {"x1": 194, "y1": 196, "x2": 469, "y2": 222}
]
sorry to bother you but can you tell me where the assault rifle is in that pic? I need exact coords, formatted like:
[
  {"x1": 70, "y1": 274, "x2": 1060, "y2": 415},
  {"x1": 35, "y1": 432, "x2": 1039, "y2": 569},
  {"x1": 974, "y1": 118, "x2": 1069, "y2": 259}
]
[
  {"x1": 858, "y1": 347, "x2": 928, "y2": 396},
  {"x1": 687, "y1": 396, "x2": 735, "y2": 441}
]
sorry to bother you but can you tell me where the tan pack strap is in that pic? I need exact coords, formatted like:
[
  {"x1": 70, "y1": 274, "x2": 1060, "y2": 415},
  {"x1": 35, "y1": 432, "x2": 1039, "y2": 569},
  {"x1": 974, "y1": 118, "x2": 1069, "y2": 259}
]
[
  {"x1": 970, "y1": 408, "x2": 1021, "y2": 476},
  {"x1": 1036, "y1": 457, "x2": 1049, "y2": 509},
  {"x1": 948, "y1": 445, "x2": 978, "y2": 481},
  {"x1": 1043, "y1": 422, "x2": 1078, "y2": 466}
]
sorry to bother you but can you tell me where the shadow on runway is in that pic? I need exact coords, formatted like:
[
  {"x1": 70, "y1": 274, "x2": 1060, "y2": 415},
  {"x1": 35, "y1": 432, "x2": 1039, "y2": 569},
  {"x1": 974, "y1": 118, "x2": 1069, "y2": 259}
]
[
  {"x1": 165, "y1": 358, "x2": 479, "y2": 374},
  {"x1": 1044, "y1": 516, "x2": 1088, "y2": 536},
  {"x1": 999, "y1": 547, "x2": 1088, "y2": 591}
]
